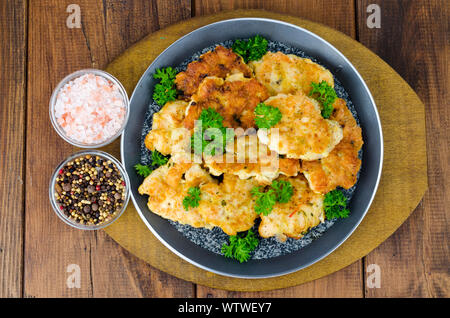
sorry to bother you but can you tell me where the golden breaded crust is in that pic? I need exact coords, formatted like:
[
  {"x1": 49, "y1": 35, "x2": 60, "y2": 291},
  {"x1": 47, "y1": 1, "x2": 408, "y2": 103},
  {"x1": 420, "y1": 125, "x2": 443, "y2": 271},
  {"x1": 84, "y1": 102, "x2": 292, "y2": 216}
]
[
  {"x1": 198, "y1": 174, "x2": 259, "y2": 236},
  {"x1": 204, "y1": 134, "x2": 300, "y2": 184},
  {"x1": 138, "y1": 46, "x2": 364, "y2": 241},
  {"x1": 257, "y1": 93, "x2": 343, "y2": 160},
  {"x1": 144, "y1": 127, "x2": 191, "y2": 158},
  {"x1": 144, "y1": 100, "x2": 191, "y2": 160},
  {"x1": 138, "y1": 161, "x2": 216, "y2": 228},
  {"x1": 249, "y1": 52, "x2": 334, "y2": 96},
  {"x1": 175, "y1": 46, "x2": 252, "y2": 97},
  {"x1": 183, "y1": 74, "x2": 269, "y2": 130},
  {"x1": 152, "y1": 100, "x2": 189, "y2": 130},
  {"x1": 301, "y1": 98, "x2": 363, "y2": 193},
  {"x1": 330, "y1": 98, "x2": 363, "y2": 150},
  {"x1": 258, "y1": 175, "x2": 324, "y2": 241}
]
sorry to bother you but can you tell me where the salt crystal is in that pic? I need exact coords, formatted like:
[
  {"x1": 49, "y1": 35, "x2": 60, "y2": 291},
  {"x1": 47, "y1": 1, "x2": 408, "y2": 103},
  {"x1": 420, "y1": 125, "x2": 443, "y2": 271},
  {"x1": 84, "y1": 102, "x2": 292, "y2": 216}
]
[{"x1": 54, "y1": 73, "x2": 126, "y2": 145}]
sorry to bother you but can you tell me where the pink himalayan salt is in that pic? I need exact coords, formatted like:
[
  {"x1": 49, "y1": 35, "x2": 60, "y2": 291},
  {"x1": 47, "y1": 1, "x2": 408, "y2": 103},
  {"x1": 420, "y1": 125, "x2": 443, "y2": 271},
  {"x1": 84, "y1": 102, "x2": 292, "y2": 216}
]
[{"x1": 54, "y1": 73, "x2": 126, "y2": 144}]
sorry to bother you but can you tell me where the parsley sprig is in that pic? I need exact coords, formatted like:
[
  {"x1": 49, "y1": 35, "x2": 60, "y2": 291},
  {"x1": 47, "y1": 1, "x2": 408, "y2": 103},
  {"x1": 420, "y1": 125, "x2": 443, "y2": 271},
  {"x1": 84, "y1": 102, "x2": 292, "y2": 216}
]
[
  {"x1": 191, "y1": 108, "x2": 234, "y2": 156},
  {"x1": 251, "y1": 180, "x2": 294, "y2": 216},
  {"x1": 271, "y1": 180, "x2": 294, "y2": 203},
  {"x1": 151, "y1": 150, "x2": 169, "y2": 166},
  {"x1": 254, "y1": 103, "x2": 282, "y2": 128},
  {"x1": 134, "y1": 150, "x2": 169, "y2": 178},
  {"x1": 232, "y1": 35, "x2": 268, "y2": 63},
  {"x1": 309, "y1": 81, "x2": 337, "y2": 119},
  {"x1": 134, "y1": 164, "x2": 153, "y2": 178},
  {"x1": 153, "y1": 67, "x2": 177, "y2": 106},
  {"x1": 182, "y1": 186, "x2": 201, "y2": 211},
  {"x1": 324, "y1": 189, "x2": 350, "y2": 219},
  {"x1": 221, "y1": 229, "x2": 259, "y2": 263}
]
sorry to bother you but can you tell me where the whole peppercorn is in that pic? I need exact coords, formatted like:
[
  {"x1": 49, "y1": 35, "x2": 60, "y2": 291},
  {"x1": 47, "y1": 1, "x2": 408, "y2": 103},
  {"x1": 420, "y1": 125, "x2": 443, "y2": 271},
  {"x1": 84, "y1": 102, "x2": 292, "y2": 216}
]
[{"x1": 54, "y1": 154, "x2": 126, "y2": 227}]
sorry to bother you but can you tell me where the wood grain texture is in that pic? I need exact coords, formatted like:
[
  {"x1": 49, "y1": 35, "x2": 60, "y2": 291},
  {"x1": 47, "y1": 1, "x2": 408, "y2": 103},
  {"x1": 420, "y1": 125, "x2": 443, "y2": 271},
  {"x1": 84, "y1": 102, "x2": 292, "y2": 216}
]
[
  {"x1": 195, "y1": 262, "x2": 363, "y2": 297},
  {"x1": 24, "y1": 0, "x2": 194, "y2": 298},
  {"x1": 103, "y1": 9, "x2": 427, "y2": 292},
  {"x1": 194, "y1": 0, "x2": 356, "y2": 37},
  {"x1": 193, "y1": 0, "x2": 362, "y2": 297},
  {"x1": 3, "y1": 0, "x2": 442, "y2": 297},
  {"x1": 358, "y1": 0, "x2": 449, "y2": 297},
  {"x1": 0, "y1": 0, "x2": 27, "y2": 298}
]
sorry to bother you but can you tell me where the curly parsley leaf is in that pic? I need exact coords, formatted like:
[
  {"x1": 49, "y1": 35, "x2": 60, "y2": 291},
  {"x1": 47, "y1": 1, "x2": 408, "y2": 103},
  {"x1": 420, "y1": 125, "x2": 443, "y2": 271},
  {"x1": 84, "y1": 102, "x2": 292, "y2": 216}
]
[
  {"x1": 182, "y1": 186, "x2": 201, "y2": 211},
  {"x1": 190, "y1": 108, "x2": 234, "y2": 156},
  {"x1": 152, "y1": 67, "x2": 177, "y2": 106},
  {"x1": 254, "y1": 103, "x2": 282, "y2": 128},
  {"x1": 232, "y1": 35, "x2": 268, "y2": 63},
  {"x1": 251, "y1": 180, "x2": 294, "y2": 216},
  {"x1": 233, "y1": 244, "x2": 251, "y2": 263},
  {"x1": 135, "y1": 151, "x2": 169, "y2": 178},
  {"x1": 221, "y1": 241, "x2": 235, "y2": 259},
  {"x1": 324, "y1": 189, "x2": 350, "y2": 219},
  {"x1": 271, "y1": 180, "x2": 294, "y2": 203},
  {"x1": 134, "y1": 164, "x2": 153, "y2": 178},
  {"x1": 221, "y1": 229, "x2": 259, "y2": 263},
  {"x1": 309, "y1": 81, "x2": 337, "y2": 119},
  {"x1": 251, "y1": 186, "x2": 277, "y2": 216},
  {"x1": 231, "y1": 39, "x2": 248, "y2": 60},
  {"x1": 151, "y1": 150, "x2": 169, "y2": 167},
  {"x1": 199, "y1": 107, "x2": 224, "y2": 129},
  {"x1": 154, "y1": 67, "x2": 176, "y2": 82}
]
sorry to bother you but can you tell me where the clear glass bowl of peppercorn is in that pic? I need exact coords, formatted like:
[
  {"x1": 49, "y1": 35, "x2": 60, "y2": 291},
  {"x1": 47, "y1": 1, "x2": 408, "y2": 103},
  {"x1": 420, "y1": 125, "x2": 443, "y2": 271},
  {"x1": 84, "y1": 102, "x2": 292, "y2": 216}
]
[{"x1": 49, "y1": 150, "x2": 130, "y2": 230}]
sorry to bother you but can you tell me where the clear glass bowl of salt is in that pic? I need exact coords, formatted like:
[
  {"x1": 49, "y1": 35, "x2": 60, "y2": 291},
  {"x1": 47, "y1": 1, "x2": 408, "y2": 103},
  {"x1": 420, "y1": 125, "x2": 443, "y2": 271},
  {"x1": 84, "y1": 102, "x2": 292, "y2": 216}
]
[{"x1": 49, "y1": 69, "x2": 130, "y2": 148}]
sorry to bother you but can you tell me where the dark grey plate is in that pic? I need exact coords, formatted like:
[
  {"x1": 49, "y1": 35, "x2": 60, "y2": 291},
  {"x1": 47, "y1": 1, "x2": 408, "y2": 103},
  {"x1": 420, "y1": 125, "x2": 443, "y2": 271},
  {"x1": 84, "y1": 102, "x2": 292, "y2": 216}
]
[{"x1": 121, "y1": 18, "x2": 383, "y2": 279}]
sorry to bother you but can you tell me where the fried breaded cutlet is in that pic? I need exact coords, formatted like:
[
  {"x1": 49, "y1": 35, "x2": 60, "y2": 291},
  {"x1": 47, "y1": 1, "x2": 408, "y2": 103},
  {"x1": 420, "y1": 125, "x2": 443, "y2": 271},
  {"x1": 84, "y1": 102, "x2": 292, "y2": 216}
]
[
  {"x1": 257, "y1": 93, "x2": 343, "y2": 160},
  {"x1": 204, "y1": 133, "x2": 300, "y2": 184},
  {"x1": 301, "y1": 98, "x2": 363, "y2": 193},
  {"x1": 183, "y1": 73, "x2": 270, "y2": 130},
  {"x1": 151, "y1": 99, "x2": 188, "y2": 130},
  {"x1": 139, "y1": 160, "x2": 260, "y2": 236},
  {"x1": 140, "y1": 45, "x2": 363, "y2": 241},
  {"x1": 138, "y1": 161, "x2": 216, "y2": 229},
  {"x1": 198, "y1": 174, "x2": 259, "y2": 236},
  {"x1": 258, "y1": 175, "x2": 324, "y2": 241},
  {"x1": 249, "y1": 51, "x2": 334, "y2": 96},
  {"x1": 144, "y1": 100, "x2": 192, "y2": 162},
  {"x1": 175, "y1": 45, "x2": 252, "y2": 98}
]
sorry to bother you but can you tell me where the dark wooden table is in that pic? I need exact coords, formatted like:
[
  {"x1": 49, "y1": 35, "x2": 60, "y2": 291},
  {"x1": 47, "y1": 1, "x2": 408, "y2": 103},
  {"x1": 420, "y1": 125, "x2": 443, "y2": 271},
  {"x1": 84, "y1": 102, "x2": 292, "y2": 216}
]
[{"x1": 0, "y1": 0, "x2": 448, "y2": 298}]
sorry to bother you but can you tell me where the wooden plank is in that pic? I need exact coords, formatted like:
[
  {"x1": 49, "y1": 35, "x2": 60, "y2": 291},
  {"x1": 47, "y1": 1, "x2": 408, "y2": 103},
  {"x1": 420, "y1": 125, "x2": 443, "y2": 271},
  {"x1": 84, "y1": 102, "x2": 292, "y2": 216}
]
[
  {"x1": 193, "y1": 1, "x2": 363, "y2": 297},
  {"x1": 0, "y1": 0, "x2": 27, "y2": 298},
  {"x1": 194, "y1": 0, "x2": 356, "y2": 37},
  {"x1": 24, "y1": 0, "x2": 194, "y2": 297},
  {"x1": 196, "y1": 261, "x2": 363, "y2": 297},
  {"x1": 357, "y1": 0, "x2": 449, "y2": 297}
]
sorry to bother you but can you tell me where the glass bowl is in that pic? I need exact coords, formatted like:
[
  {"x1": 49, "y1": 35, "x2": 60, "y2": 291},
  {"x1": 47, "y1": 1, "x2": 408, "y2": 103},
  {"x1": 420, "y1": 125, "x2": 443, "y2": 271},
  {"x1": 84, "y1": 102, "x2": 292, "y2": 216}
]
[
  {"x1": 49, "y1": 69, "x2": 130, "y2": 148},
  {"x1": 49, "y1": 150, "x2": 131, "y2": 230}
]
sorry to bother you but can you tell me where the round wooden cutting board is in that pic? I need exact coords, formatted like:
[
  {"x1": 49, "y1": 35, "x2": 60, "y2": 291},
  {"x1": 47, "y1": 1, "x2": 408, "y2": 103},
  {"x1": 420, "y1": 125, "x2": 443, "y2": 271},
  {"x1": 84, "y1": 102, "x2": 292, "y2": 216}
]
[{"x1": 101, "y1": 10, "x2": 427, "y2": 291}]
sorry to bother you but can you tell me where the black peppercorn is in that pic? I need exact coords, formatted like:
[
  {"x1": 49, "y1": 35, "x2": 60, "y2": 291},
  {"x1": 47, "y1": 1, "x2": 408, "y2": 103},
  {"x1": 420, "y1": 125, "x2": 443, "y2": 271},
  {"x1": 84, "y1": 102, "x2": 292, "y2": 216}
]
[{"x1": 54, "y1": 154, "x2": 126, "y2": 226}]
